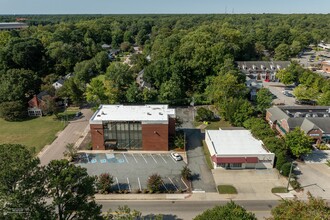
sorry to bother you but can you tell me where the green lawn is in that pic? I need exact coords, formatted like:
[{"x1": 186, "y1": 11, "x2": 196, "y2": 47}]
[
  {"x1": 217, "y1": 185, "x2": 238, "y2": 194},
  {"x1": 202, "y1": 141, "x2": 213, "y2": 170},
  {"x1": 271, "y1": 187, "x2": 288, "y2": 193},
  {"x1": 0, "y1": 116, "x2": 65, "y2": 153}
]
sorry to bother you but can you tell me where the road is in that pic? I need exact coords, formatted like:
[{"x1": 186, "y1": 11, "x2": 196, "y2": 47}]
[
  {"x1": 39, "y1": 108, "x2": 94, "y2": 166},
  {"x1": 98, "y1": 200, "x2": 277, "y2": 219}
]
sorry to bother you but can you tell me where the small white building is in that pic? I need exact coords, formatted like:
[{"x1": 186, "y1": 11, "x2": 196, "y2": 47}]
[{"x1": 205, "y1": 129, "x2": 275, "y2": 169}]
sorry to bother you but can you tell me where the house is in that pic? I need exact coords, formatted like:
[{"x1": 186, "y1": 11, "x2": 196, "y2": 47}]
[
  {"x1": 266, "y1": 106, "x2": 330, "y2": 144},
  {"x1": 27, "y1": 91, "x2": 51, "y2": 116},
  {"x1": 236, "y1": 61, "x2": 291, "y2": 81},
  {"x1": 205, "y1": 129, "x2": 275, "y2": 169},
  {"x1": 101, "y1": 44, "x2": 111, "y2": 50},
  {"x1": 246, "y1": 76, "x2": 263, "y2": 100},
  {"x1": 321, "y1": 61, "x2": 330, "y2": 73},
  {"x1": 89, "y1": 105, "x2": 176, "y2": 151},
  {"x1": 52, "y1": 73, "x2": 73, "y2": 90},
  {"x1": 136, "y1": 69, "x2": 151, "y2": 90},
  {"x1": 0, "y1": 22, "x2": 28, "y2": 30}
]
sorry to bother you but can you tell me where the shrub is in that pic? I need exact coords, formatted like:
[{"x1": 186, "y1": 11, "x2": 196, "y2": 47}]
[
  {"x1": 290, "y1": 179, "x2": 301, "y2": 191},
  {"x1": 147, "y1": 174, "x2": 163, "y2": 192},
  {"x1": 316, "y1": 144, "x2": 329, "y2": 150},
  {"x1": 181, "y1": 165, "x2": 192, "y2": 181},
  {"x1": 97, "y1": 173, "x2": 114, "y2": 193},
  {"x1": 195, "y1": 107, "x2": 214, "y2": 122},
  {"x1": 280, "y1": 162, "x2": 292, "y2": 177},
  {"x1": 275, "y1": 153, "x2": 288, "y2": 170}
]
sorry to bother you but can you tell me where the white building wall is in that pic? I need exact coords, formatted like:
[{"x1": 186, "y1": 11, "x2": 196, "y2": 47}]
[{"x1": 205, "y1": 131, "x2": 216, "y2": 156}]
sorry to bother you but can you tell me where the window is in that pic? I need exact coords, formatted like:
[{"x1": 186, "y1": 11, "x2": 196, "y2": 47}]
[{"x1": 232, "y1": 163, "x2": 242, "y2": 168}]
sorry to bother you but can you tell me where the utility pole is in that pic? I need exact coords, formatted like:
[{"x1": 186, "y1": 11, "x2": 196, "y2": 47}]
[{"x1": 286, "y1": 161, "x2": 294, "y2": 191}]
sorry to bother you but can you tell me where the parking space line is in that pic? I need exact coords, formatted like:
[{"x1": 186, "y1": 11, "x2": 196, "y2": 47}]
[
  {"x1": 138, "y1": 177, "x2": 142, "y2": 191},
  {"x1": 169, "y1": 155, "x2": 177, "y2": 163},
  {"x1": 131, "y1": 154, "x2": 138, "y2": 163},
  {"x1": 115, "y1": 177, "x2": 120, "y2": 191},
  {"x1": 122, "y1": 153, "x2": 129, "y2": 163},
  {"x1": 150, "y1": 154, "x2": 157, "y2": 163},
  {"x1": 127, "y1": 177, "x2": 131, "y2": 192},
  {"x1": 168, "y1": 177, "x2": 179, "y2": 191},
  {"x1": 162, "y1": 181, "x2": 168, "y2": 192},
  {"x1": 140, "y1": 154, "x2": 148, "y2": 163},
  {"x1": 181, "y1": 177, "x2": 189, "y2": 190},
  {"x1": 159, "y1": 154, "x2": 167, "y2": 163}
]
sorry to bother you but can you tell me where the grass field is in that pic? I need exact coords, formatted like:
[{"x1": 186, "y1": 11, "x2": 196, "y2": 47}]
[
  {"x1": 217, "y1": 185, "x2": 238, "y2": 194},
  {"x1": 0, "y1": 116, "x2": 65, "y2": 153}
]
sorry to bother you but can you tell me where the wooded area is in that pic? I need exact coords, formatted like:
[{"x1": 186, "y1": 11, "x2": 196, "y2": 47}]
[{"x1": 0, "y1": 14, "x2": 329, "y2": 120}]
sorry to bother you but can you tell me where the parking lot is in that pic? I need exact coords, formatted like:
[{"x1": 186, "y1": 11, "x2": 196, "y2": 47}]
[
  {"x1": 263, "y1": 81, "x2": 297, "y2": 106},
  {"x1": 76, "y1": 152, "x2": 188, "y2": 192}
]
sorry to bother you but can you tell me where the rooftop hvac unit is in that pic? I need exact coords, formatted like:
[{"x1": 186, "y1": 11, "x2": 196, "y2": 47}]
[
  {"x1": 294, "y1": 112, "x2": 302, "y2": 118},
  {"x1": 252, "y1": 65, "x2": 257, "y2": 70},
  {"x1": 277, "y1": 65, "x2": 281, "y2": 70},
  {"x1": 324, "y1": 113, "x2": 329, "y2": 117},
  {"x1": 312, "y1": 113, "x2": 318, "y2": 117}
]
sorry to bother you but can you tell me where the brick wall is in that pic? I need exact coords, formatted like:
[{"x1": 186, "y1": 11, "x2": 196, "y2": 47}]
[
  {"x1": 90, "y1": 124, "x2": 105, "y2": 150},
  {"x1": 168, "y1": 117, "x2": 176, "y2": 136},
  {"x1": 142, "y1": 124, "x2": 168, "y2": 151},
  {"x1": 308, "y1": 129, "x2": 323, "y2": 144}
]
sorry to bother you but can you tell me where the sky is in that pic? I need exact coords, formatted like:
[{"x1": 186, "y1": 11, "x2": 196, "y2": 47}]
[{"x1": 0, "y1": 0, "x2": 329, "y2": 14}]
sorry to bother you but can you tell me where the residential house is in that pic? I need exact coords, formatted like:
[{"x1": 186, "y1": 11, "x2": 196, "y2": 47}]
[
  {"x1": 246, "y1": 76, "x2": 263, "y2": 100},
  {"x1": 236, "y1": 61, "x2": 291, "y2": 81},
  {"x1": 266, "y1": 106, "x2": 330, "y2": 144}
]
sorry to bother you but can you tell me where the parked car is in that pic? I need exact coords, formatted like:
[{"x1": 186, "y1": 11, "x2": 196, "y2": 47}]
[
  {"x1": 295, "y1": 99, "x2": 316, "y2": 105},
  {"x1": 170, "y1": 152, "x2": 182, "y2": 161},
  {"x1": 75, "y1": 111, "x2": 82, "y2": 117}
]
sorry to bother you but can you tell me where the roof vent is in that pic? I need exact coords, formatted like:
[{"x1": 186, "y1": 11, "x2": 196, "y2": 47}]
[
  {"x1": 147, "y1": 112, "x2": 151, "y2": 115},
  {"x1": 324, "y1": 113, "x2": 329, "y2": 117},
  {"x1": 312, "y1": 113, "x2": 318, "y2": 117},
  {"x1": 159, "y1": 112, "x2": 163, "y2": 115}
]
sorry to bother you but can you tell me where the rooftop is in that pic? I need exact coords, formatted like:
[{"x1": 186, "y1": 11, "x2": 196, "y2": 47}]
[
  {"x1": 0, "y1": 22, "x2": 28, "y2": 29},
  {"x1": 206, "y1": 129, "x2": 271, "y2": 155},
  {"x1": 90, "y1": 104, "x2": 175, "y2": 124}
]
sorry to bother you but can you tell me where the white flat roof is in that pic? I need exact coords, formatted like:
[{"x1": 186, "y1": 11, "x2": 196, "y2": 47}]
[
  {"x1": 90, "y1": 104, "x2": 175, "y2": 124},
  {"x1": 206, "y1": 130, "x2": 270, "y2": 155}
]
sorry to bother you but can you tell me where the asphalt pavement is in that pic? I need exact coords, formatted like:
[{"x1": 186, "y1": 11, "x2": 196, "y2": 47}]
[{"x1": 38, "y1": 108, "x2": 94, "y2": 166}]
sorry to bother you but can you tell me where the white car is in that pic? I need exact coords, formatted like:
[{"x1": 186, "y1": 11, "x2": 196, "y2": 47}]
[{"x1": 171, "y1": 152, "x2": 182, "y2": 161}]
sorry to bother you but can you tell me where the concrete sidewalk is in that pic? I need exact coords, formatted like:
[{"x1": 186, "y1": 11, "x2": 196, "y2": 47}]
[{"x1": 95, "y1": 191, "x2": 295, "y2": 201}]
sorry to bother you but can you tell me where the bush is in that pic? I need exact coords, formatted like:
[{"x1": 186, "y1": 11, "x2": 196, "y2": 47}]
[
  {"x1": 290, "y1": 179, "x2": 301, "y2": 191},
  {"x1": 316, "y1": 144, "x2": 329, "y2": 150},
  {"x1": 97, "y1": 173, "x2": 114, "y2": 193},
  {"x1": 280, "y1": 162, "x2": 292, "y2": 177},
  {"x1": 195, "y1": 107, "x2": 214, "y2": 122},
  {"x1": 0, "y1": 101, "x2": 27, "y2": 121},
  {"x1": 147, "y1": 174, "x2": 163, "y2": 192},
  {"x1": 275, "y1": 152, "x2": 288, "y2": 170},
  {"x1": 271, "y1": 187, "x2": 288, "y2": 193}
]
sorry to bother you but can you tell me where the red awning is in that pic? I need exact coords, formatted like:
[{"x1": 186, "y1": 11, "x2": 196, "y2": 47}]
[{"x1": 211, "y1": 155, "x2": 259, "y2": 164}]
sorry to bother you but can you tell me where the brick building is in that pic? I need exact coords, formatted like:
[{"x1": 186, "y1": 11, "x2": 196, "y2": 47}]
[
  {"x1": 266, "y1": 106, "x2": 330, "y2": 144},
  {"x1": 89, "y1": 105, "x2": 176, "y2": 151}
]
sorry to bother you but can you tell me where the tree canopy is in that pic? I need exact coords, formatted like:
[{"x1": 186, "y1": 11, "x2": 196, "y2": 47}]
[{"x1": 285, "y1": 127, "x2": 313, "y2": 158}]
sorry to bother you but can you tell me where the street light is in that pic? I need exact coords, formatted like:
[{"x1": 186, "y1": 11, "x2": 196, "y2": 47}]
[{"x1": 286, "y1": 161, "x2": 295, "y2": 191}]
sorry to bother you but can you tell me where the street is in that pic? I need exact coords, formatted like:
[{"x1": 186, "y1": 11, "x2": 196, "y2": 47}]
[
  {"x1": 98, "y1": 200, "x2": 277, "y2": 219},
  {"x1": 38, "y1": 108, "x2": 94, "y2": 166}
]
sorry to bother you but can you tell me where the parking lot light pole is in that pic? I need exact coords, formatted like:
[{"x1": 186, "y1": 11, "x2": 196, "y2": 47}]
[{"x1": 286, "y1": 161, "x2": 294, "y2": 191}]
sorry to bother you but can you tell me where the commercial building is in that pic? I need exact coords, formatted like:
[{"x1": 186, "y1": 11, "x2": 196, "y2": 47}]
[
  {"x1": 90, "y1": 105, "x2": 176, "y2": 151},
  {"x1": 236, "y1": 61, "x2": 291, "y2": 81},
  {"x1": 205, "y1": 129, "x2": 275, "y2": 169},
  {"x1": 266, "y1": 106, "x2": 330, "y2": 144},
  {"x1": 0, "y1": 22, "x2": 28, "y2": 30}
]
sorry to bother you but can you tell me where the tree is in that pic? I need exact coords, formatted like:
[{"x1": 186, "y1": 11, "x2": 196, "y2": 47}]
[
  {"x1": 285, "y1": 127, "x2": 312, "y2": 158},
  {"x1": 0, "y1": 101, "x2": 27, "y2": 121},
  {"x1": 97, "y1": 173, "x2": 114, "y2": 194},
  {"x1": 57, "y1": 78, "x2": 84, "y2": 105},
  {"x1": 44, "y1": 160, "x2": 102, "y2": 220},
  {"x1": 274, "y1": 43, "x2": 290, "y2": 61},
  {"x1": 221, "y1": 98, "x2": 254, "y2": 126},
  {"x1": 193, "y1": 201, "x2": 257, "y2": 220},
  {"x1": 147, "y1": 174, "x2": 163, "y2": 192},
  {"x1": 104, "y1": 205, "x2": 142, "y2": 220},
  {"x1": 85, "y1": 78, "x2": 108, "y2": 106},
  {"x1": 256, "y1": 88, "x2": 273, "y2": 113},
  {"x1": 63, "y1": 143, "x2": 78, "y2": 161},
  {"x1": 0, "y1": 69, "x2": 38, "y2": 103},
  {"x1": 276, "y1": 69, "x2": 296, "y2": 85},
  {"x1": 293, "y1": 85, "x2": 319, "y2": 101},
  {"x1": 125, "y1": 83, "x2": 142, "y2": 103},
  {"x1": 269, "y1": 192, "x2": 330, "y2": 220},
  {"x1": 317, "y1": 91, "x2": 330, "y2": 106},
  {"x1": 181, "y1": 165, "x2": 192, "y2": 181},
  {"x1": 0, "y1": 144, "x2": 53, "y2": 219}
]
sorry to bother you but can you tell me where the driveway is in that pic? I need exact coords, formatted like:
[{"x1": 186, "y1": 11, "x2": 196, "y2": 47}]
[
  {"x1": 263, "y1": 82, "x2": 297, "y2": 106},
  {"x1": 295, "y1": 162, "x2": 330, "y2": 199},
  {"x1": 185, "y1": 129, "x2": 217, "y2": 192},
  {"x1": 38, "y1": 108, "x2": 94, "y2": 166},
  {"x1": 175, "y1": 107, "x2": 194, "y2": 128},
  {"x1": 76, "y1": 152, "x2": 187, "y2": 192},
  {"x1": 212, "y1": 169, "x2": 287, "y2": 199}
]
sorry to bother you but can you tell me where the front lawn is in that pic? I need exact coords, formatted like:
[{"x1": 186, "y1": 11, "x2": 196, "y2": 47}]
[
  {"x1": 0, "y1": 116, "x2": 65, "y2": 153},
  {"x1": 194, "y1": 119, "x2": 232, "y2": 130},
  {"x1": 217, "y1": 185, "x2": 238, "y2": 194}
]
